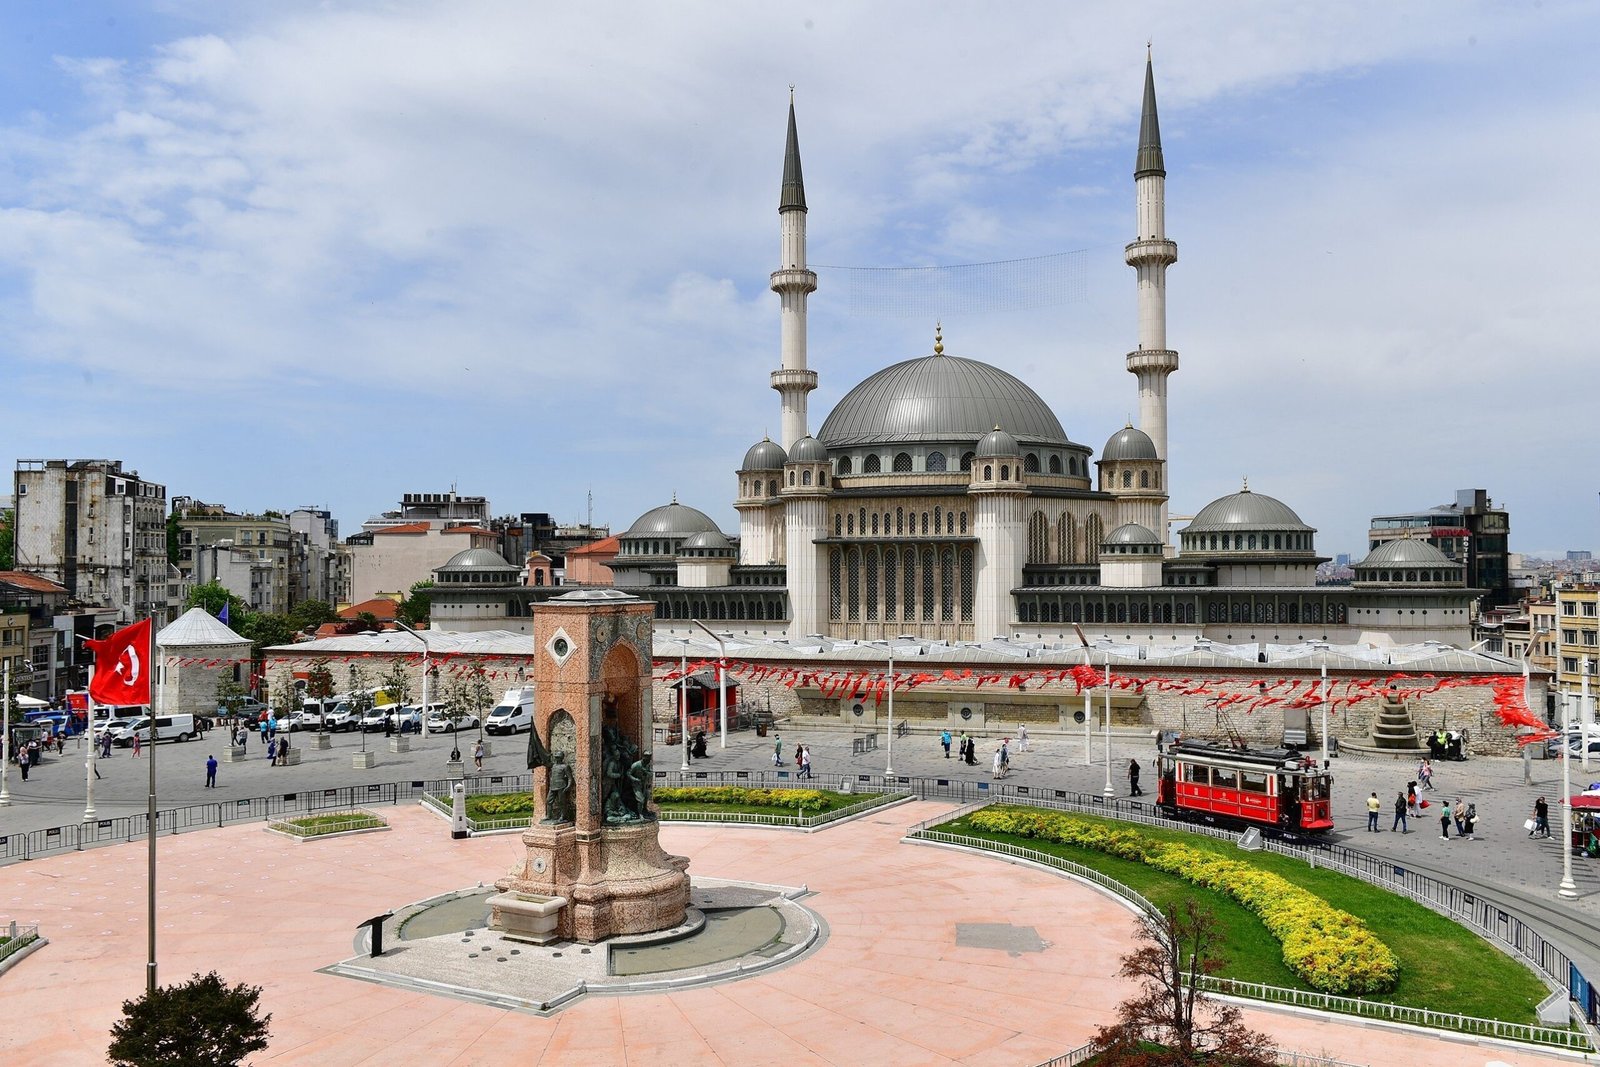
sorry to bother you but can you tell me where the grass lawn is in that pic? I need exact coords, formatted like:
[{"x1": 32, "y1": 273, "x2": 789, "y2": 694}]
[
  {"x1": 281, "y1": 812, "x2": 386, "y2": 835},
  {"x1": 937, "y1": 806, "x2": 1549, "y2": 1024}
]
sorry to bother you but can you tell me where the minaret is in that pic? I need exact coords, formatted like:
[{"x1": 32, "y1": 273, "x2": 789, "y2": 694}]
[
  {"x1": 770, "y1": 91, "x2": 819, "y2": 451},
  {"x1": 1125, "y1": 50, "x2": 1179, "y2": 544}
]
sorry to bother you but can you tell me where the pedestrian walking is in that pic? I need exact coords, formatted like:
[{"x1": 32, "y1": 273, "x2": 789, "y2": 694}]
[
  {"x1": 131, "y1": 733, "x2": 142, "y2": 759},
  {"x1": 1533, "y1": 796, "x2": 1550, "y2": 838},
  {"x1": 1392, "y1": 791, "x2": 1409, "y2": 833},
  {"x1": 100, "y1": 733, "x2": 112, "y2": 759},
  {"x1": 266, "y1": 737, "x2": 277, "y2": 764},
  {"x1": 1017, "y1": 724, "x2": 1030, "y2": 752},
  {"x1": 1367, "y1": 792, "x2": 1381, "y2": 832},
  {"x1": 792, "y1": 740, "x2": 803, "y2": 767},
  {"x1": 473, "y1": 739, "x2": 485, "y2": 771},
  {"x1": 799, "y1": 745, "x2": 812, "y2": 779},
  {"x1": 991, "y1": 746, "x2": 1004, "y2": 779},
  {"x1": 1440, "y1": 800, "x2": 1452, "y2": 840},
  {"x1": 276, "y1": 734, "x2": 289, "y2": 766},
  {"x1": 1128, "y1": 758, "x2": 1143, "y2": 796},
  {"x1": 941, "y1": 729, "x2": 952, "y2": 758},
  {"x1": 999, "y1": 739, "x2": 1010, "y2": 778},
  {"x1": 964, "y1": 735, "x2": 978, "y2": 766},
  {"x1": 18, "y1": 754, "x2": 28, "y2": 782},
  {"x1": 205, "y1": 754, "x2": 218, "y2": 788},
  {"x1": 259, "y1": 720, "x2": 269, "y2": 744},
  {"x1": 1420, "y1": 759, "x2": 1435, "y2": 791},
  {"x1": 772, "y1": 733, "x2": 783, "y2": 766},
  {"x1": 1452, "y1": 797, "x2": 1467, "y2": 835},
  {"x1": 1407, "y1": 781, "x2": 1419, "y2": 816},
  {"x1": 1463, "y1": 802, "x2": 1477, "y2": 841}
]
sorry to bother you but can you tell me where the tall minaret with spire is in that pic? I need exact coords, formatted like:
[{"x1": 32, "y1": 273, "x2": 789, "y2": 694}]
[
  {"x1": 1125, "y1": 50, "x2": 1179, "y2": 544},
  {"x1": 771, "y1": 90, "x2": 819, "y2": 452}
]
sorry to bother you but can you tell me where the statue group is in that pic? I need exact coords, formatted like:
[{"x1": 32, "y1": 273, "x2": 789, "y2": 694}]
[{"x1": 526, "y1": 707, "x2": 652, "y2": 826}]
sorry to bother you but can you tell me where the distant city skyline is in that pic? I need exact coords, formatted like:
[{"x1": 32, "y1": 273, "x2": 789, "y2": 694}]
[{"x1": 0, "y1": 3, "x2": 1595, "y2": 559}]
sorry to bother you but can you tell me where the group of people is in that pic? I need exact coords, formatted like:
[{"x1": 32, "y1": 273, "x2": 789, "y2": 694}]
[
  {"x1": 264, "y1": 733, "x2": 291, "y2": 766},
  {"x1": 770, "y1": 735, "x2": 813, "y2": 778},
  {"x1": 9, "y1": 737, "x2": 47, "y2": 781},
  {"x1": 1375, "y1": 785, "x2": 1478, "y2": 839}
]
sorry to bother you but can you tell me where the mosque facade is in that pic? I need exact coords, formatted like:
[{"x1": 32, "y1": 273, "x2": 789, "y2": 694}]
[{"x1": 605, "y1": 58, "x2": 1477, "y2": 647}]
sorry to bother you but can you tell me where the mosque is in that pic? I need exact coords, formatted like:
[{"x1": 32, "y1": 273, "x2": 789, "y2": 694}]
[{"x1": 601, "y1": 58, "x2": 1477, "y2": 647}]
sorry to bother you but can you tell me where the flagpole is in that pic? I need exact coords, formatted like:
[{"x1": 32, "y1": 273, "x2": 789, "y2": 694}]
[
  {"x1": 147, "y1": 630, "x2": 160, "y2": 996},
  {"x1": 84, "y1": 665, "x2": 97, "y2": 822}
]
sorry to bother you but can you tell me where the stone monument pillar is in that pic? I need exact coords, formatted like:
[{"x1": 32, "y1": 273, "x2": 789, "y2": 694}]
[{"x1": 490, "y1": 589, "x2": 689, "y2": 943}]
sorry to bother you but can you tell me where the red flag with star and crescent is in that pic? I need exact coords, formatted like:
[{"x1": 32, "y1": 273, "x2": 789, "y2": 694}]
[{"x1": 85, "y1": 619, "x2": 153, "y2": 706}]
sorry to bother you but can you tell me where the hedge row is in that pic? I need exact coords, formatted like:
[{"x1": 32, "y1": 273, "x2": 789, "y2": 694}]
[
  {"x1": 654, "y1": 787, "x2": 840, "y2": 812},
  {"x1": 966, "y1": 807, "x2": 1400, "y2": 995}
]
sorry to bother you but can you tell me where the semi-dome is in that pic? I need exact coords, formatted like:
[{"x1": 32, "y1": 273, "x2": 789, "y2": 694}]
[
  {"x1": 1185, "y1": 486, "x2": 1311, "y2": 533},
  {"x1": 818, "y1": 352, "x2": 1070, "y2": 447},
  {"x1": 439, "y1": 547, "x2": 517, "y2": 571},
  {"x1": 1102, "y1": 424, "x2": 1158, "y2": 462},
  {"x1": 789, "y1": 436, "x2": 828, "y2": 463},
  {"x1": 1105, "y1": 522, "x2": 1161, "y2": 545},
  {"x1": 680, "y1": 530, "x2": 733, "y2": 552},
  {"x1": 1357, "y1": 538, "x2": 1457, "y2": 568},
  {"x1": 975, "y1": 426, "x2": 1019, "y2": 458},
  {"x1": 622, "y1": 501, "x2": 722, "y2": 538},
  {"x1": 742, "y1": 437, "x2": 787, "y2": 470}
]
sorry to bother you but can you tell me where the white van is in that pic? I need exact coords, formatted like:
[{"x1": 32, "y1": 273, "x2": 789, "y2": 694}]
[
  {"x1": 111, "y1": 714, "x2": 198, "y2": 746},
  {"x1": 485, "y1": 687, "x2": 535, "y2": 736}
]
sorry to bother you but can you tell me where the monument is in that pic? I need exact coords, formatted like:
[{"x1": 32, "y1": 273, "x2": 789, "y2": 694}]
[{"x1": 489, "y1": 589, "x2": 690, "y2": 943}]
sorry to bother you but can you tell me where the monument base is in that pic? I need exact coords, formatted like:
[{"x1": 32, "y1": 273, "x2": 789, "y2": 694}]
[{"x1": 494, "y1": 821, "x2": 690, "y2": 943}]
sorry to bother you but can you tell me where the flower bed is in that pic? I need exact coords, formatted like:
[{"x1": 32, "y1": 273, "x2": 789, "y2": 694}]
[
  {"x1": 267, "y1": 810, "x2": 389, "y2": 838},
  {"x1": 653, "y1": 786, "x2": 844, "y2": 812},
  {"x1": 966, "y1": 807, "x2": 1399, "y2": 995}
]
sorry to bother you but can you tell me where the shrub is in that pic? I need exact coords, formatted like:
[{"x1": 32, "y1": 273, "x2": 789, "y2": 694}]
[
  {"x1": 654, "y1": 787, "x2": 838, "y2": 812},
  {"x1": 966, "y1": 807, "x2": 1399, "y2": 995}
]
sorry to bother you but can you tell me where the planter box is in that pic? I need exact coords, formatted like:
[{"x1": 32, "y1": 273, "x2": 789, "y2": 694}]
[
  {"x1": 445, "y1": 760, "x2": 465, "y2": 779},
  {"x1": 388, "y1": 737, "x2": 411, "y2": 754},
  {"x1": 222, "y1": 746, "x2": 248, "y2": 764},
  {"x1": 282, "y1": 749, "x2": 302, "y2": 766},
  {"x1": 313, "y1": 734, "x2": 332, "y2": 750},
  {"x1": 352, "y1": 751, "x2": 376, "y2": 769}
]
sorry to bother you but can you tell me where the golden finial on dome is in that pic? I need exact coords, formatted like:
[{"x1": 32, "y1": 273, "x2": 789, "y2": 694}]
[
  {"x1": 1241, "y1": 477, "x2": 1249, "y2": 493},
  {"x1": 934, "y1": 322, "x2": 944, "y2": 356}
]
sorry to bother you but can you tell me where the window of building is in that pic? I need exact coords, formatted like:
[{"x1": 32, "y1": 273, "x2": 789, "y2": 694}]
[
  {"x1": 864, "y1": 454, "x2": 881, "y2": 473},
  {"x1": 893, "y1": 452, "x2": 912, "y2": 473},
  {"x1": 1049, "y1": 455, "x2": 1062, "y2": 475},
  {"x1": 983, "y1": 465, "x2": 992, "y2": 480},
  {"x1": 1000, "y1": 465, "x2": 1009, "y2": 480},
  {"x1": 927, "y1": 451, "x2": 947, "y2": 473},
  {"x1": 1122, "y1": 470, "x2": 1132, "y2": 488},
  {"x1": 961, "y1": 452, "x2": 975, "y2": 471},
  {"x1": 837, "y1": 456, "x2": 853, "y2": 475},
  {"x1": 801, "y1": 470, "x2": 812, "y2": 486},
  {"x1": 1024, "y1": 453, "x2": 1039, "y2": 473}
]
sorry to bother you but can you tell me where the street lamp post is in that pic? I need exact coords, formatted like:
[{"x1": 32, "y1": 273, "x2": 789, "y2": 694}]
[
  {"x1": 1561, "y1": 682, "x2": 1579, "y2": 898},
  {"x1": 691, "y1": 620, "x2": 730, "y2": 749},
  {"x1": 1103, "y1": 649, "x2": 1115, "y2": 800},
  {"x1": 678, "y1": 638, "x2": 691, "y2": 772},
  {"x1": 1319, "y1": 653, "x2": 1330, "y2": 766},
  {"x1": 869, "y1": 636, "x2": 914, "y2": 780},
  {"x1": 1081, "y1": 646, "x2": 1092, "y2": 766},
  {"x1": 1523, "y1": 628, "x2": 1549, "y2": 786},
  {"x1": 0, "y1": 657, "x2": 15, "y2": 807},
  {"x1": 391, "y1": 620, "x2": 431, "y2": 738}
]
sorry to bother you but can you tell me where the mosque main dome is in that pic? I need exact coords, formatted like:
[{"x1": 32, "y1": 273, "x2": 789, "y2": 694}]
[{"x1": 817, "y1": 352, "x2": 1071, "y2": 448}]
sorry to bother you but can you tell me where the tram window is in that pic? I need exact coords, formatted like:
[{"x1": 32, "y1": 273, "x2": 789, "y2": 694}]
[
  {"x1": 1184, "y1": 764, "x2": 1209, "y2": 785},
  {"x1": 1211, "y1": 769, "x2": 1239, "y2": 791},
  {"x1": 1239, "y1": 771, "x2": 1268, "y2": 793},
  {"x1": 1307, "y1": 778, "x2": 1330, "y2": 800}
]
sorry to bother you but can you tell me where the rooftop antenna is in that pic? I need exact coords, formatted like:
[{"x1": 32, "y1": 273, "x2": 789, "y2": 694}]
[{"x1": 587, "y1": 489, "x2": 593, "y2": 529}]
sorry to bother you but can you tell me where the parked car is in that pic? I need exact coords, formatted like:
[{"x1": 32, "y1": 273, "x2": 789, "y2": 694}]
[
  {"x1": 1548, "y1": 733, "x2": 1600, "y2": 757},
  {"x1": 217, "y1": 696, "x2": 268, "y2": 718},
  {"x1": 95, "y1": 717, "x2": 137, "y2": 740},
  {"x1": 322, "y1": 703, "x2": 365, "y2": 732},
  {"x1": 426, "y1": 708, "x2": 479, "y2": 733},
  {"x1": 288, "y1": 707, "x2": 325, "y2": 732},
  {"x1": 386, "y1": 706, "x2": 422, "y2": 733},
  {"x1": 485, "y1": 687, "x2": 535, "y2": 736},
  {"x1": 360, "y1": 706, "x2": 394, "y2": 732},
  {"x1": 111, "y1": 714, "x2": 198, "y2": 746}
]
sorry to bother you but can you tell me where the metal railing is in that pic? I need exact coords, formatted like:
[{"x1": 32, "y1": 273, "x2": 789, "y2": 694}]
[{"x1": 0, "y1": 921, "x2": 40, "y2": 966}]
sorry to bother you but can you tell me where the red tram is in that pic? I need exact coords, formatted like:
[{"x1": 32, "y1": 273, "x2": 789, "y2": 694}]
[{"x1": 1156, "y1": 739, "x2": 1334, "y2": 833}]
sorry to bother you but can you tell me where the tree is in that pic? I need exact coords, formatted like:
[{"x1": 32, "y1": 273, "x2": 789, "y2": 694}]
[
  {"x1": 1090, "y1": 900, "x2": 1277, "y2": 1067},
  {"x1": 447, "y1": 664, "x2": 494, "y2": 740},
  {"x1": 305, "y1": 662, "x2": 335, "y2": 704},
  {"x1": 0, "y1": 508, "x2": 13, "y2": 570},
  {"x1": 237, "y1": 613, "x2": 299, "y2": 657},
  {"x1": 379, "y1": 659, "x2": 412, "y2": 707},
  {"x1": 271, "y1": 677, "x2": 300, "y2": 724},
  {"x1": 107, "y1": 970, "x2": 271, "y2": 1067},
  {"x1": 287, "y1": 599, "x2": 337, "y2": 633},
  {"x1": 215, "y1": 676, "x2": 249, "y2": 720},
  {"x1": 165, "y1": 512, "x2": 180, "y2": 567},
  {"x1": 398, "y1": 579, "x2": 434, "y2": 626},
  {"x1": 185, "y1": 581, "x2": 246, "y2": 620}
]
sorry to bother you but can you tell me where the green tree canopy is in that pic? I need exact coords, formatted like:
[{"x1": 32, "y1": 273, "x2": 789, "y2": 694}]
[
  {"x1": 185, "y1": 581, "x2": 247, "y2": 620},
  {"x1": 399, "y1": 579, "x2": 434, "y2": 625},
  {"x1": 0, "y1": 508, "x2": 14, "y2": 570},
  {"x1": 305, "y1": 662, "x2": 336, "y2": 702},
  {"x1": 107, "y1": 971, "x2": 271, "y2": 1067},
  {"x1": 287, "y1": 599, "x2": 337, "y2": 633}
]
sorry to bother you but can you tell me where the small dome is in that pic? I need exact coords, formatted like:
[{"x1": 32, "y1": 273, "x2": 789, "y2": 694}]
[
  {"x1": 742, "y1": 437, "x2": 787, "y2": 470},
  {"x1": 622, "y1": 501, "x2": 722, "y2": 538},
  {"x1": 1105, "y1": 522, "x2": 1161, "y2": 545},
  {"x1": 975, "y1": 427, "x2": 1019, "y2": 458},
  {"x1": 1357, "y1": 538, "x2": 1458, "y2": 568},
  {"x1": 789, "y1": 436, "x2": 828, "y2": 463},
  {"x1": 680, "y1": 530, "x2": 733, "y2": 553},
  {"x1": 1102, "y1": 425, "x2": 1158, "y2": 462},
  {"x1": 439, "y1": 547, "x2": 517, "y2": 571},
  {"x1": 1185, "y1": 486, "x2": 1311, "y2": 533}
]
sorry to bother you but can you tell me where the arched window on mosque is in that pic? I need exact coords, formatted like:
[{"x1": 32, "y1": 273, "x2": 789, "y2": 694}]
[
  {"x1": 768, "y1": 480, "x2": 778, "y2": 497},
  {"x1": 1048, "y1": 454, "x2": 1062, "y2": 475},
  {"x1": 1122, "y1": 470, "x2": 1133, "y2": 488},
  {"x1": 927, "y1": 451, "x2": 947, "y2": 472},
  {"x1": 801, "y1": 470, "x2": 812, "y2": 486},
  {"x1": 1000, "y1": 465, "x2": 1010, "y2": 480},
  {"x1": 871, "y1": 513, "x2": 879, "y2": 535},
  {"x1": 896, "y1": 507, "x2": 904, "y2": 535},
  {"x1": 837, "y1": 456, "x2": 853, "y2": 475},
  {"x1": 1085, "y1": 514, "x2": 1104, "y2": 564},
  {"x1": 819, "y1": 471, "x2": 827, "y2": 486},
  {"x1": 893, "y1": 452, "x2": 912, "y2": 473},
  {"x1": 961, "y1": 452, "x2": 975, "y2": 471},
  {"x1": 1058, "y1": 513, "x2": 1077, "y2": 563},
  {"x1": 1027, "y1": 511, "x2": 1048, "y2": 564},
  {"x1": 1140, "y1": 470, "x2": 1150, "y2": 489},
  {"x1": 934, "y1": 506, "x2": 942, "y2": 533},
  {"x1": 983, "y1": 465, "x2": 993, "y2": 480},
  {"x1": 864, "y1": 454, "x2": 881, "y2": 473},
  {"x1": 846, "y1": 514, "x2": 854, "y2": 536},
  {"x1": 834, "y1": 515, "x2": 842, "y2": 537},
  {"x1": 1024, "y1": 453, "x2": 1040, "y2": 473},
  {"x1": 788, "y1": 472, "x2": 795, "y2": 486},
  {"x1": 959, "y1": 512, "x2": 968, "y2": 534}
]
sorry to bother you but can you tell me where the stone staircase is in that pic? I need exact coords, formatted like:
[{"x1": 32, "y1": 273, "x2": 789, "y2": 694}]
[{"x1": 1340, "y1": 695, "x2": 1430, "y2": 759}]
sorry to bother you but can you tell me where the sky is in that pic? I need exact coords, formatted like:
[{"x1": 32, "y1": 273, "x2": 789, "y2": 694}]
[{"x1": 0, "y1": 1, "x2": 1594, "y2": 559}]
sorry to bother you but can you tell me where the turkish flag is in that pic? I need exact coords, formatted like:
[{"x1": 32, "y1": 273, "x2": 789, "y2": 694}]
[{"x1": 86, "y1": 619, "x2": 153, "y2": 706}]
